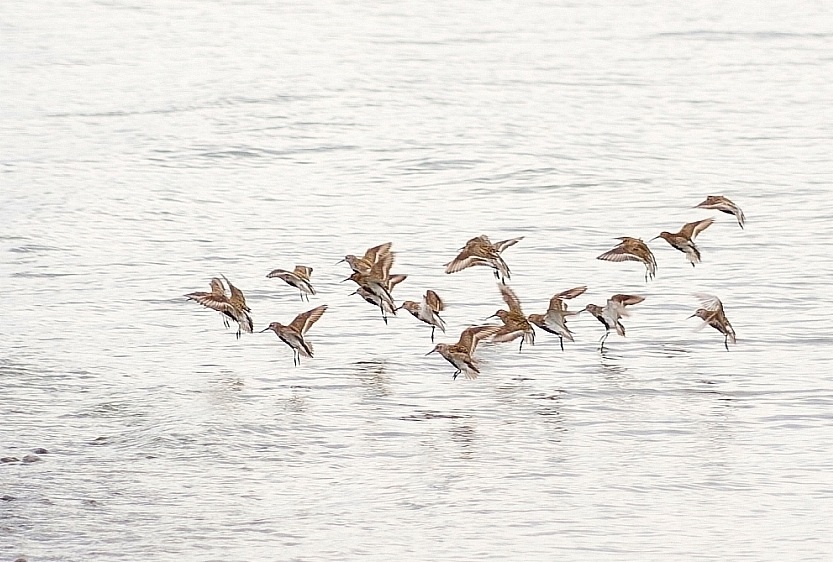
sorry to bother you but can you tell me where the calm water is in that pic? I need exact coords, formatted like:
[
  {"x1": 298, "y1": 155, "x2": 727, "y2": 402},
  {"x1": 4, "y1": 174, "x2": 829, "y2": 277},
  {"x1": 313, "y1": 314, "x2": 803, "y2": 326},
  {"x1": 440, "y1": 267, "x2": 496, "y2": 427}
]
[{"x1": 3, "y1": 1, "x2": 833, "y2": 560}]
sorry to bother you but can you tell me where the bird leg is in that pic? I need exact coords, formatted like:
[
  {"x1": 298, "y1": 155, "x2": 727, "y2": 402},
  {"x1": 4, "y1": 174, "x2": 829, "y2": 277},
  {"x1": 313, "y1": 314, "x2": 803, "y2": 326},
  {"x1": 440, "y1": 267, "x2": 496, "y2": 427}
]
[
  {"x1": 518, "y1": 338, "x2": 523, "y2": 353},
  {"x1": 453, "y1": 369, "x2": 460, "y2": 380},
  {"x1": 724, "y1": 334, "x2": 729, "y2": 351},
  {"x1": 430, "y1": 326, "x2": 435, "y2": 343},
  {"x1": 559, "y1": 336, "x2": 564, "y2": 352},
  {"x1": 599, "y1": 330, "x2": 610, "y2": 351}
]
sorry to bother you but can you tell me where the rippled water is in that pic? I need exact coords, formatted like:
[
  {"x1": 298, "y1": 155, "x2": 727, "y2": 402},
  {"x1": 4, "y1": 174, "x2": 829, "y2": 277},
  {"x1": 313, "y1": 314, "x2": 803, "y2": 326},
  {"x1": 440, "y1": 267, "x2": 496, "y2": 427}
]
[{"x1": 3, "y1": 1, "x2": 833, "y2": 560}]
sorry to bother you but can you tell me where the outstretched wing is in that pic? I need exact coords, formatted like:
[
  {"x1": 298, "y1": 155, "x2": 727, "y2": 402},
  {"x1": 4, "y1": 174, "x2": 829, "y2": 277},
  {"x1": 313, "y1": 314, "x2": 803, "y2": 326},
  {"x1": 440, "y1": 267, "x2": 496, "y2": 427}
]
[
  {"x1": 498, "y1": 283, "x2": 523, "y2": 315},
  {"x1": 186, "y1": 292, "x2": 236, "y2": 315},
  {"x1": 362, "y1": 242, "x2": 392, "y2": 264},
  {"x1": 425, "y1": 289, "x2": 444, "y2": 312},
  {"x1": 388, "y1": 274, "x2": 408, "y2": 290},
  {"x1": 458, "y1": 325, "x2": 502, "y2": 354},
  {"x1": 681, "y1": 218, "x2": 714, "y2": 240},
  {"x1": 293, "y1": 265, "x2": 313, "y2": 279},
  {"x1": 608, "y1": 294, "x2": 645, "y2": 319},
  {"x1": 222, "y1": 275, "x2": 250, "y2": 312},
  {"x1": 493, "y1": 236, "x2": 524, "y2": 253},
  {"x1": 693, "y1": 293, "x2": 724, "y2": 314},
  {"x1": 288, "y1": 304, "x2": 328, "y2": 334},
  {"x1": 444, "y1": 253, "x2": 491, "y2": 274},
  {"x1": 597, "y1": 244, "x2": 641, "y2": 263},
  {"x1": 553, "y1": 286, "x2": 587, "y2": 301},
  {"x1": 610, "y1": 294, "x2": 645, "y2": 307},
  {"x1": 266, "y1": 268, "x2": 291, "y2": 280},
  {"x1": 369, "y1": 249, "x2": 394, "y2": 280},
  {"x1": 209, "y1": 278, "x2": 226, "y2": 296}
]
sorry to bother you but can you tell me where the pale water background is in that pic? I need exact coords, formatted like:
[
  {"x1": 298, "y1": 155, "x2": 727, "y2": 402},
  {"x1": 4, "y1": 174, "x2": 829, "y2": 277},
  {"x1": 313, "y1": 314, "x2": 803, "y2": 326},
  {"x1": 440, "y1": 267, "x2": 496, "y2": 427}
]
[{"x1": 2, "y1": 1, "x2": 833, "y2": 560}]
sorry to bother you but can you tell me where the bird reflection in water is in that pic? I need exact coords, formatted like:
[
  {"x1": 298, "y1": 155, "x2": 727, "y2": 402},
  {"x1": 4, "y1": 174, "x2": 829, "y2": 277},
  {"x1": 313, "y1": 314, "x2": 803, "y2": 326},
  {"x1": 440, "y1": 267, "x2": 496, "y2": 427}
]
[
  {"x1": 353, "y1": 359, "x2": 392, "y2": 398},
  {"x1": 449, "y1": 422, "x2": 476, "y2": 460}
]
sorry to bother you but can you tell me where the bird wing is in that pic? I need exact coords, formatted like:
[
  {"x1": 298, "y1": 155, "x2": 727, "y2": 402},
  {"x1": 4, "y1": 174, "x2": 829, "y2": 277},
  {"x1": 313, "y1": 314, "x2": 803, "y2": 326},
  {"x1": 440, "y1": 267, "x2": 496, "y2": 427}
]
[
  {"x1": 493, "y1": 236, "x2": 524, "y2": 253},
  {"x1": 293, "y1": 265, "x2": 313, "y2": 279},
  {"x1": 596, "y1": 245, "x2": 643, "y2": 263},
  {"x1": 491, "y1": 325, "x2": 525, "y2": 343},
  {"x1": 610, "y1": 294, "x2": 645, "y2": 307},
  {"x1": 681, "y1": 218, "x2": 714, "y2": 240},
  {"x1": 554, "y1": 286, "x2": 587, "y2": 301},
  {"x1": 288, "y1": 304, "x2": 328, "y2": 334},
  {"x1": 362, "y1": 242, "x2": 392, "y2": 264},
  {"x1": 387, "y1": 274, "x2": 408, "y2": 290},
  {"x1": 693, "y1": 293, "x2": 724, "y2": 313},
  {"x1": 222, "y1": 275, "x2": 250, "y2": 311},
  {"x1": 458, "y1": 325, "x2": 501, "y2": 354},
  {"x1": 444, "y1": 254, "x2": 491, "y2": 274},
  {"x1": 266, "y1": 269, "x2": 292, "y2": 281},
  {"x1": 209, "y1": 278, "x2": 226, "y2": 296},
  {"x1": 187, "y1": 293, "x2": 236, "y2": 315},
  {"x1": 369, "y1": 249, "x2": 394, "y2": 280},
  {"x1": 425, "y1": 289, "x2": 444, "y2": 312},
  {"x1": 498, "y1": 283, "x2": 524, "y2": 315}
]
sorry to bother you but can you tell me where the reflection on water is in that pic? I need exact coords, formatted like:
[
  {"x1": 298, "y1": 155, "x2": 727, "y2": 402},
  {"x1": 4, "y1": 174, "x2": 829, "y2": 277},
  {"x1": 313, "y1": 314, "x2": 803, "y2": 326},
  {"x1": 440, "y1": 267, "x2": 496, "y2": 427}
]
[
  {"x1": 352, "y1": 359, "x2": 392, "y2": 398},
  {"x1": 3, "y1": 0, "x2": 833, "y2": 559}
]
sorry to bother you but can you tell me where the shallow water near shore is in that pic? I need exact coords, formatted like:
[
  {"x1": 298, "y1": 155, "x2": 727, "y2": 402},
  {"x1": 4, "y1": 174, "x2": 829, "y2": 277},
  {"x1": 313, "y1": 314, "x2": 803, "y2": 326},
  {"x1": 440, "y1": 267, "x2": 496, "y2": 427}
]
[{"x1": 2, "y1": 0, "x2": 833, "y2": 560}]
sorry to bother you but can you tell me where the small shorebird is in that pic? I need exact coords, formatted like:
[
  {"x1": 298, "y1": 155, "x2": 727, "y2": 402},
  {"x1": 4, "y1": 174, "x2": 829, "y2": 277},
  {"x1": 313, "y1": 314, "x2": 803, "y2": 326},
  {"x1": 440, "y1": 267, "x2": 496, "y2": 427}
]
[
  {"x1": 581, "y1": 294, "x2": 645, "y2": 350},
  {"x1": 266, "y1": 265, "x2": 315, "y2": 301},
  {"x1": 345, "y1": 250, "x2": 400, "y2": 322},
  {"x1": 426, "y1": 325, "x2": 502, "y2": 380},
  {"x1": 527, "y1": 286, "x2": 587, "y2": 351},
  {"x1": 349, "y1": 274, "x2": 407, "y2": 323},
  {"x1": 338, "y1": 242, "x2": 392, "y2": 274},
  {"x1": 695, "y1": 195, "x2": 745, "y2": 229},
  {"x1": 596, "y1": 237, "x2": 657, "y2": 282},
  {"x1": 398, "y1": 289, "x2": 446, "y2": 342},
  {"x1": 689, "y1": 293, "x2": 736, "y2": 351},
  {"x1": 653, "y1": 218, "x2": 714, "y2": 267},
  {"x1": 444, "y1": 234, "x2": 523, "y2": 283},
  {"x1": 185, "y1": 276, "x2": 253, "y2": 338},
  {"x1": 260, "y1": 304, "x2": 327, "y2": 366},
  {"x1": 489, "y1": 284, "x2": 535, "y2": 352}
]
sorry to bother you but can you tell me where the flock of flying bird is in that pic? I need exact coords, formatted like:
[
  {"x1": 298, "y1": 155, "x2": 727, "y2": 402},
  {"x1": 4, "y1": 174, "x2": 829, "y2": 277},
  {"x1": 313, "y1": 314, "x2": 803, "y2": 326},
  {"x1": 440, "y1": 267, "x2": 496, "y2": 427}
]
[{"x1": 185, "y1": 195, "x2": 745, "y2": 379}]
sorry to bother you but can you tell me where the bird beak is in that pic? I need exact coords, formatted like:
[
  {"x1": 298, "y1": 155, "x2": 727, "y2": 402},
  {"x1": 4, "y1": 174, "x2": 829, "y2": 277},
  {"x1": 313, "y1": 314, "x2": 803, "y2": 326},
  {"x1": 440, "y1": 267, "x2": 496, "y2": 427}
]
[
  {"x1": 686, "y1": 313, "x2": 697, "y2": 319},
  {"x1": 425, "y1": 349, "x2": 436, "y2": 355},
  {"x1": 649, "y1": 235, "x2": 660, "y2": 241},
  {"x1": 340, "y1": 277, "x2": 351, "y2": 283},
  {"x1": 258, "y1": 327, "x2": 270, "y2": 333},
  {"x1": 485, "y1": 314, "x2": 498, "y2": 320}
]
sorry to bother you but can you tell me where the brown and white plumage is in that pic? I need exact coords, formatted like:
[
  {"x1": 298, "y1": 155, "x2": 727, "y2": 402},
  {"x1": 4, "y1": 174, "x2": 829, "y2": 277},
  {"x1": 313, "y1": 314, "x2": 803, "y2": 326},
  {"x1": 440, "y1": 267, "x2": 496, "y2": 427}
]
[
  {"x1": 689, "y1": 293, "x2": 736, "y2": 350},
  {"x1": 489, "y1": 284, "x2": 535, "y2": 352},
  {"x1": 343, "y1": 242, "x2": 404, "y2": 323},
  {"x1": 527, "y1": 286, "x2": 587, "y2": 351},
  {"x1": 654, "y1": 218, "x2": 714, "y2": 267},
  {"x1": 695, "y1": 195, "x2": 745, "y2": 229},
  {"x1": 596, "y1": 237, "x2": 658, "y2": 281},
  {"x1": 185, "y1": 276, "x2": 253, "y2": 338},
  {"x1": 444, "y1": 234, "x2": 523, "y2": 283},
  {"x1": 260, "y1": 305, "x2": 327, "y2": 366},
  {"x1": 350, "y1": 275, "x2": 407, "y2": 319},
  {"x1": 426, "y1": 325, "x2": 503, "y2": 380},
  {"x1": 339, "y1": 242, "x2": 393, "y2": 274},
  {"x1": 398, "y1": 289, "x2": 446, "y2": 341},
  {"x1": 581, "y1": 294, "x2": 645, "y2": 350},
  {"x1": 266, "y1": 265, "x2": 315, "y2": 301}
]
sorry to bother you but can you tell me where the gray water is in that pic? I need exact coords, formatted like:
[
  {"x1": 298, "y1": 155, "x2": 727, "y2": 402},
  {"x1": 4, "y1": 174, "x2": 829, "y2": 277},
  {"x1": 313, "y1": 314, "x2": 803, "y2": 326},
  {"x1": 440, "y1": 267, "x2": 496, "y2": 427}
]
[{"x1": 3, "y1": 1, "x2": 833, "y2": 560}]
